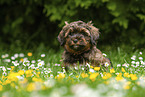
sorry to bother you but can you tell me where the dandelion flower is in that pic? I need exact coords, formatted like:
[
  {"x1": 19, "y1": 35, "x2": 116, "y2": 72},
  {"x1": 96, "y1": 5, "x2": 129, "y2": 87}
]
[
  {"x1": 110, "y1": 68, "x2": 115, "y2": 73},
  {"x1": 89, "y1": 73, "x2": 99, "y2": 81},
  {"x1": 57, "y1": 73, "x2": 65, "y2": 80},
  {"x1": 94, "y1": 67, "x2": 100, "y2": 71},
  {"x1": 121, "y1": 67, "x2": 126, "y2": 72},
  {"x1": 130, "y1": 74, "x2": 138, "y2": 80},
  {"x1": 27, "y1": 52, "x2": 32, "y2": 56},
  {"x1": 81, "y1": 72, "x2": 88, "y2": 78}
]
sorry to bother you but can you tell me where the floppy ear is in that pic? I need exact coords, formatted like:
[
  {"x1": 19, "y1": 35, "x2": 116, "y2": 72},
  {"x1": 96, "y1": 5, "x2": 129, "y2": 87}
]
[
  {"x1": 57, "y1": 21, "x2": 70, "y2": 46},
  {"x1": 57, "y1": 30, "x2": 65, "y2": 46},
  {"x1": 89, "y1": 25, "x2": 100, "y2": 45}
]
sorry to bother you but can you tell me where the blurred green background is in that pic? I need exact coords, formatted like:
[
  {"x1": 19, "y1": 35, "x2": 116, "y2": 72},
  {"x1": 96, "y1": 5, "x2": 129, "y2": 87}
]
[{"x1": 0, "y1": 0, "x2": 145, "y2": 51}]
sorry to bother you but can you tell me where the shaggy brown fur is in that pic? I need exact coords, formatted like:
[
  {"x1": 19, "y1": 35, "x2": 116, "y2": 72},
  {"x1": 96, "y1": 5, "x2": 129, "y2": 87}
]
[{"x1": 58, "y1": 21, "x2": 111, "y2": 69}]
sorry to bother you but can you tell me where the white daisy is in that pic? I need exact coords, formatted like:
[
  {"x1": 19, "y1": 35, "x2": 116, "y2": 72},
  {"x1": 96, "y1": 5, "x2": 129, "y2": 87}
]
[
  {"x1": 41, "y1": 54, "x2": 45, "y2": 57},
  {"x1": 104, "y1": 62, "x2": 109, "y2": 67}
]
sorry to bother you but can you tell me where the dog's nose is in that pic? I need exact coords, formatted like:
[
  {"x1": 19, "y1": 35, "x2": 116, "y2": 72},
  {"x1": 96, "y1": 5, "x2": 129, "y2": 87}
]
[{"x1": 73, "y1": 39, "x2": 78, "y2": 43}]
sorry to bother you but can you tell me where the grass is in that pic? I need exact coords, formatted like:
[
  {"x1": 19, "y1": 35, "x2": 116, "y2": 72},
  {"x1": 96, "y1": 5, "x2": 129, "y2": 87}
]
[{"x1": 0, "y1": 47, "x2": 145, "y2": 97}]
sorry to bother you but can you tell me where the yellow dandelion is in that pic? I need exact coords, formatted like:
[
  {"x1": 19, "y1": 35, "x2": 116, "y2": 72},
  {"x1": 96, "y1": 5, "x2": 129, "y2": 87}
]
[
  {"x1": 110, "y1": 68, "x2": 115, "y2": 73},
  {"x1": 76, "y1": 75, "x2": 79, "y2": 78},
  {"x1": 89, "y1": 73, "x2": 99, "y2": 82},
  {"x1": 90, "y1": 66, "x2": 94, "y2": 68},
  {"x1": 25, "y1": 70, "x2": 33, "y2": 77},
  {"x1": 27, "y1": 52, "x2": 32, "y2": 56},
  {"x1": 0, "y1": 85, "x2": 3, "y2": 91},
  {"x1": 18, "y1": 70, "x2": 24, "y2": 75},
  {"x1": 32, "y1": 77, "x2": 43, "y2": 82},
  {"x1": 121, "y1": 67, "x2": 126, "y2": 72},
  {"x1": 7, "y1": 72, "x2": 20, "y2": 82},
  {"x1": 89, "y1": 72, "x2": 92, "y2": 74},
  {"x1": 115, "y1": 73, "x2": 124, "y2": 81},
  {"x1": 20, "y1": 58, "x2": 24, "y2": 62},
  {"x1": 102, "y1": 73, "x2": 112, "y2": 80},
  {"x1": 124, "y1": 72, "x2": 130, "y2": 78},
  {"x1": 26, "y1": 83, "x2": 35, "y2": 92},
  {"x1": 130, "y1": 74, "x2": 138, "y2": 80},
  {"x1": 94, "y1": 67, "x2": 100, "y2": 71},
  {"x1": 57, "y1": 73, "x2": 65, "y2": 80},
  {"x1": 81, "y1": 72, "x2": 88, "y2": 78}
]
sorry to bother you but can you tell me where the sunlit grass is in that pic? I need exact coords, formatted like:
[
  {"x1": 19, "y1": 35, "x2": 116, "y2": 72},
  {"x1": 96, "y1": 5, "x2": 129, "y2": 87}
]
[{"x1": 0, "y1": 48, "x2": 145, "y2": 97}]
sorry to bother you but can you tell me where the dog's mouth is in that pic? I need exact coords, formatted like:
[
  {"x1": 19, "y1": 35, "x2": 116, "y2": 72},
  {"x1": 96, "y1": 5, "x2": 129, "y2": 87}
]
[{"x1": 70, "y1": 44, "x2": 85, "y2": 51}]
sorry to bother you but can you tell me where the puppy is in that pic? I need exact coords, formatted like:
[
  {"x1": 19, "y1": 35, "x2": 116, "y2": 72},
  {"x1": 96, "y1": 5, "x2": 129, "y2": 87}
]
[{"x1": 58, "y1": 21, "x2": 112, "y2": 70}]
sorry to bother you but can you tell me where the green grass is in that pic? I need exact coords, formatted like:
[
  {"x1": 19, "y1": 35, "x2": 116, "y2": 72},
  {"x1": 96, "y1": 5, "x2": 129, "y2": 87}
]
[{"x1": 0, "y1": 47, "x2": 145, "y2": 97}]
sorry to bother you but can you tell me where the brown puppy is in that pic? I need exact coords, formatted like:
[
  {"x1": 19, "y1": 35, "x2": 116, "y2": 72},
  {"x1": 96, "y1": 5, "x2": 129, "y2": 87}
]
[{"x1": 58, "y1": 21, "x2": 112, "y2": 70}]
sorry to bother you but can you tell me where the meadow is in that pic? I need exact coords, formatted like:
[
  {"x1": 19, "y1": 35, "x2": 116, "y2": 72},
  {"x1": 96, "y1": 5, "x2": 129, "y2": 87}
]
[{"x1": 0, "y1": 47, "x2": 145, "y2": 97}]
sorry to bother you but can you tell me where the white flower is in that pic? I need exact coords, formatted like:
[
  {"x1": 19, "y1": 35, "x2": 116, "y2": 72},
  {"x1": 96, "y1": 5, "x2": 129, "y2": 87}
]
[
  {"x1": 104, "y1": 62, "x2": 109, "y2": 67},
  {"x1": 89, "y1": 68, "x2": 94, "y2": 73},
  {"x1": 139, "y1": 57, "x2": 143, "y2": 60},
  {"x1": 2, "y1": 54, "x2": 9, "y2": 58},
  {"x1": 37, "y1": 59, "x2": 41, "y2": 62},
  {"x1": 82, "y1": 67, "x2": 85, "y2": 70},
  {"x1": 103, "y1": 53, "x2": 107, "y2": 57},
  {"x1": 7, "y1": 68, "x2": 11, "y2": 70},
  {"x1": 2, "y1": 66, "x2": 6, "y2": 71},
  {"x1": 139, "y1": 52, "x2": 142, "y2": 55},
  {"x1": 122, "y1": 63, "x2": 129, "y2": 67},
  {"x1": 23, "y1": 57, "x2": 28, "y2": 61},
  {"x1": 11, "y1": 56, "x2": 15, "y2": 60},
  {"x1": 29, "y1": 64, "x2": 35, "y2": 69},
  {"x1": 131, "y1": 55, "x2": 136, "y2": 60},
  {"x1": 1, "y1": 55, "x2": 5, "y2": 58},
  {"x1": 4, "y1": 59, "x2": 11, "y2": 63},
  {"x1": 19, "y1": 53, "x2": 24, "y2": 57},
  {"x1": 37, "y1": 61, "x2": 45, "y2": 67},
  {"x1": 117, "y1": 64, "x2": 121, "y2": 67},
  {"x1": 41, "y1": 54, "x2": 45, "y2": 57},
  {"x1": 131, "y1": 61, "x2": 135, "y2": 64},
  {"x1": 50, "y1": 74, "x2": 54, "y2": 78},
  {"x1": 31, "y1": 60, "x2": 36, "y2": 63},
  {"x1": 86, "y1": 63, "x2": 90, "y2": 68},
  {"x1": 12, "y1": 61, "x2": 19, "y2": 66},
  {"x1": 23, "y1": 60, "x2": 30, "y2": 66},
  {"x1": 74, "y1": 67, "x2": 78, "y2": 70},
  {"x1": 14, "y1": 54, "x2": 19, "y2": 58},
  {"x1": 136, "y1": 61, "x2": 140, "y2": 66},
  {"x1": 140, "y1": 61, "x2": 144, "y2": 65}
]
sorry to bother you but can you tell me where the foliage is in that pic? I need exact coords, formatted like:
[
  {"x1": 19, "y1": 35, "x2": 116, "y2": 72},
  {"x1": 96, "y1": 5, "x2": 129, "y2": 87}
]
[{"x1": 0, "y1": 0, "x2": 145, "y2": 49}]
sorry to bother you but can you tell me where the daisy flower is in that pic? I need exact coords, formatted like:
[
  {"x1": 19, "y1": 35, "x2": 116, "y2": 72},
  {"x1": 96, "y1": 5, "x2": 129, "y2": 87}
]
[{"x1": 104, "y1": 62, "x2": 109, "y2": 67}]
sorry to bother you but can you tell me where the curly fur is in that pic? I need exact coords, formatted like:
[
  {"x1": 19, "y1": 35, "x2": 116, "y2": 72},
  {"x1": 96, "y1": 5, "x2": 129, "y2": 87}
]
[{"x1": 58, "y1": 21, "x2": 112, "y2": 69}]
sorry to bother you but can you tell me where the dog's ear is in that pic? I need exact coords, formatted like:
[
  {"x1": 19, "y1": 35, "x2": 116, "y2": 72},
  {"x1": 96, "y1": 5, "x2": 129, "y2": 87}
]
[
  {"x1": 88, "y1": 25, "x2": 100, "y2": 45},
  {"x1": 58, "y1": 21, "x2": 70, "y2": 46},
  {"x1": 58, "y1": 30, "x2": 65, "y2": 46}
]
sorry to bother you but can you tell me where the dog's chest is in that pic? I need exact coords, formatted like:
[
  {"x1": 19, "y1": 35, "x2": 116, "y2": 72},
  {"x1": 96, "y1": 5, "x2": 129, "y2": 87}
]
[{"x1": 65, "y1": 54, "x2": 89, "y2": 64}]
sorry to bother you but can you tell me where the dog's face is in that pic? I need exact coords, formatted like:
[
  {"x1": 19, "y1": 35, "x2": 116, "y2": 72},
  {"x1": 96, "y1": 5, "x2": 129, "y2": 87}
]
[
  {"x1": 64, "y1": 32, "x2": 91, "y2": 54},
  {"x1": 58, "y1": 21, "x2": 100, "y2": 55}
]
